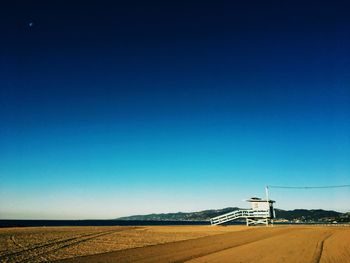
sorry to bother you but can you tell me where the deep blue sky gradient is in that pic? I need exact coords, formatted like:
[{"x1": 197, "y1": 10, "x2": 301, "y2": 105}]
[{"x1": 1, "y1": 1, "x2": 350, "y2": 219}]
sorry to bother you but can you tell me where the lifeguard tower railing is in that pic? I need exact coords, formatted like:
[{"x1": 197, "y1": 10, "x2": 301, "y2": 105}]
[{"x1": 210, "y1": 209, "x2": 270, "y2": 225}]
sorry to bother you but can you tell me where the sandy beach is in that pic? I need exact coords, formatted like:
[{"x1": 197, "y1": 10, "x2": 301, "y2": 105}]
[{"x1": 1, "y1": 225, "x2": 349, "y2": 263}]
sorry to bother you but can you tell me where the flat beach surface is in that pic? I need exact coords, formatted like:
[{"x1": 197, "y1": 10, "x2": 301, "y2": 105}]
[{"x1": 1, "y1": 225, "x2": 349, "y2": 263}]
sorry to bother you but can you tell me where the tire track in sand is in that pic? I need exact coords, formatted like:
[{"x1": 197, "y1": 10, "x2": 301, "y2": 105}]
[
  {"x1": 9, "y1": 235, "x2": 48, "y2": 262},
  {"x1": 57, "y1": 227, "x2": 295, "y2": 263},
  {"x1": 2, "y1": 227, "x2": 136, "y2": 263},
  {"x1": 187, "y1": 228, "x2": 335, "y2": 263},
  {"x1": 312, "y1": 233, "x2": 333, "y2": 263}
]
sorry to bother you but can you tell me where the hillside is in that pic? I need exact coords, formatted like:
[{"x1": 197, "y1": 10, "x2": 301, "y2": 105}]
[
  {"x1": 117, "y1": 208, "x2": 349, "y2": 223},
  {"x1": 117, "y1": 207, "x2": 240, "y2": 221}
]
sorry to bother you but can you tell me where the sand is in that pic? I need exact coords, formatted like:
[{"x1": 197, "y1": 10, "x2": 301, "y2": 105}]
[{"x1": 1, "y1": 225, "x2": 349, "y2": 263}]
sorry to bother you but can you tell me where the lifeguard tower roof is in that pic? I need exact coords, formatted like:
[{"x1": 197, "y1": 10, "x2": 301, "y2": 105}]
[{"x1": 247, "y1": 197, "x2": 275, "y2": 203}]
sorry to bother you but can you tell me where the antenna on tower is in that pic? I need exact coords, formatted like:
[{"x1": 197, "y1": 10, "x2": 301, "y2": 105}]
[{"x1": 265, "y1": 185, "x2": 269, "y2": 201}]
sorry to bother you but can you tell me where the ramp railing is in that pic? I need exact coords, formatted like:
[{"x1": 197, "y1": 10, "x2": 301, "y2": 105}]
[{"x1": 210, "y1": 209, "x2": 270, "y2": 225}]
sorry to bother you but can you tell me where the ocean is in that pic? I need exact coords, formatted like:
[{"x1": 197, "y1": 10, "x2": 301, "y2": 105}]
[{"x1": 0, "y1": 219, "x2": 219, "y2": 228}]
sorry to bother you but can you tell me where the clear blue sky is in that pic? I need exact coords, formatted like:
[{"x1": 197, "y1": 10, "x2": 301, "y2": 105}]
[{"x1": 1, "y1": 1, "x2": 350, "y2": 219}]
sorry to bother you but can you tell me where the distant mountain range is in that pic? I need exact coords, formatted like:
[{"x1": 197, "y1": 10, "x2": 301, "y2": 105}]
[{"x1": 117, "y1": 207, "x2": 350, "y2": 223}]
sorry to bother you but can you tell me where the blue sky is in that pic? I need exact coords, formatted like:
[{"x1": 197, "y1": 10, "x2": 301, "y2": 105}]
[{"x1": 1, "y1": 1, "x2": 350, "y2": 219}]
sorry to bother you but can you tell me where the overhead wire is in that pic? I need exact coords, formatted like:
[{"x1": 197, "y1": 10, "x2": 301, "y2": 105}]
[{"x1": 268, "y1": 184, "x2": 350, "y2": 189}]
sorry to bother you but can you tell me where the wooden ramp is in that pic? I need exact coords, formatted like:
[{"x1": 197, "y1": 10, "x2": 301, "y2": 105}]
[{"x1": 210, "y1": 209, "x2": 270, "y2": 225}]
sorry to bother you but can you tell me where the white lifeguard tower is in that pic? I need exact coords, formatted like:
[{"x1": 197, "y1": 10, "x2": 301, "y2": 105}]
[
  {"x1": 210, "y1": 187, "x2": 276, "y2": 226},
  {"x1": 245, "y1": 197, "x2": 275, "y2": 226}
]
